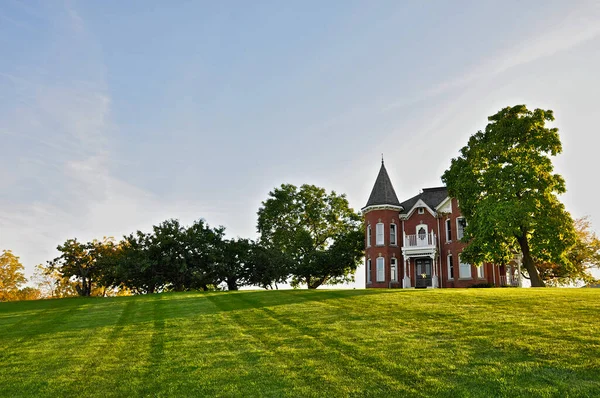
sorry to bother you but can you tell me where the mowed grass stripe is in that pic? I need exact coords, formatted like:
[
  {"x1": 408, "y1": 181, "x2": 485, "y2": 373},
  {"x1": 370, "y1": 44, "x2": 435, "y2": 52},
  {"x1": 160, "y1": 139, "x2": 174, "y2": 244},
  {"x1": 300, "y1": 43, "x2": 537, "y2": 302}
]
[
  {"x1": 231, "y1": 291, "x2": 419, "y2": 396},
  {"x1": 206, "y1": 291, "x2": 404, "y2": 397},
  {"x1": 0, "y1": 289, "x2": 599, "y2": 397},
  {"x1": 137, "y1": 292, "x2": 251, "y2": 397},
  {"x1": 0, "y1": 300, "x2": 122, "y2": 396},
  {"x1": 70, "y1": 298, "x2": 150, "y2": 397}
]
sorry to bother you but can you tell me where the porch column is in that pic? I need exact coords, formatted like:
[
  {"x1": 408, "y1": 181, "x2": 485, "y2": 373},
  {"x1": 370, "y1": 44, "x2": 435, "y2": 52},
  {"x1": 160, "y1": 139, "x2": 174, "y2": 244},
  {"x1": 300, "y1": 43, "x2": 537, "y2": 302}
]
[
  {"x1": 430, "y1": 254, "x2": 439, "y2": 288},
  {"x1": 403, "y1": 255, "x2": 411, "y2": 288},
  {"x1": 517, "y1": 254, "x2": 522, "y2": 287}
]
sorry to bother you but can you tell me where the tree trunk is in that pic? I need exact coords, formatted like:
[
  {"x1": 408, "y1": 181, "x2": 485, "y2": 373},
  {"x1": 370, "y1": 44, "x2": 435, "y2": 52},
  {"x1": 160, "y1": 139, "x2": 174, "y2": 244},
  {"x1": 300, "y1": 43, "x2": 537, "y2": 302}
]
[
  {"x1": 308, "y1": 276, "x2": 328, "y2": 289},
  {"x1": 227, "y1": 278, "x2": 238, "y2": 291},
  {"x1": 517, "y1": 234, "x2": 546, "y2": 287}
]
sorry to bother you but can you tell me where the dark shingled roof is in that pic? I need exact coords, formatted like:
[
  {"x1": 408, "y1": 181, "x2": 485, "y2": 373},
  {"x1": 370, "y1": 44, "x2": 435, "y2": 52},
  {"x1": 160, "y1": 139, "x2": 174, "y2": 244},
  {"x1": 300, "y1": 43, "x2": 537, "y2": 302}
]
[
  {"x1": 364, "y1": 161, "x2": 401, "y2": 208},
  {"x1": 399, "y1": 187, "x2": 449, "y2": 214}
]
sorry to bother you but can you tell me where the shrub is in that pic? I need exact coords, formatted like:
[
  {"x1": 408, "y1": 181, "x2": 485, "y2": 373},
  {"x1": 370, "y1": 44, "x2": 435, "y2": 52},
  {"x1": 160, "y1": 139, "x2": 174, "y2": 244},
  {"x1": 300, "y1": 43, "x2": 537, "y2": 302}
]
[{"x1": 469, "y1": 282, "x2": 495, "y2": 288}]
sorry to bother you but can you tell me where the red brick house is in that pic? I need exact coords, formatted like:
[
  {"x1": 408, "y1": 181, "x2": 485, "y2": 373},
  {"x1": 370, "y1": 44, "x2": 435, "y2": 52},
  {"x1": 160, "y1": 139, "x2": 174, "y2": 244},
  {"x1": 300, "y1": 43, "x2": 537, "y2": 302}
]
[{"x1": 362, "y1": 160, "x2": 521, "y2": 288}]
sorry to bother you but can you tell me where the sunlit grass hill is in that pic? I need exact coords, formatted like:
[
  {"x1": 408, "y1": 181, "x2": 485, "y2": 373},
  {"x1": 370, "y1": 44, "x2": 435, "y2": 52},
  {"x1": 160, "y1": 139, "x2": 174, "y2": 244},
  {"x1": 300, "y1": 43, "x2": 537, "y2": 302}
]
[{"x1": 1, "y1": 289, "x2": 599, "y2": 397}]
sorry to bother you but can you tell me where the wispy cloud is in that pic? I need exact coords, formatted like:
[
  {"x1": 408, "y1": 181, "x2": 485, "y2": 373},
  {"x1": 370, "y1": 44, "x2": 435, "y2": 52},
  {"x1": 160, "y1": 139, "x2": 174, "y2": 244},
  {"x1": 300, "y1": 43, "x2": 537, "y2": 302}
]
[
  {"x1": 0, "y1": 3, "x2": 221, "y2": 276},
  {"x1": 383, "y1": 1, "x2": 600, "y2": 113}
]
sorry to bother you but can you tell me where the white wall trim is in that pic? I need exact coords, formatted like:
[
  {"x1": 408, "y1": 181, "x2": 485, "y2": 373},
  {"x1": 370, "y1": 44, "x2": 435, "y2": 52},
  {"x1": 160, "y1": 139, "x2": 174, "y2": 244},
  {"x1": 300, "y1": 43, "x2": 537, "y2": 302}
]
[
  {"x1": 400, "y1": 199, "x2": 436, "y2": 219},
  {"x1": 362, "y1": 204, "x2": 403, "y2": 214}
]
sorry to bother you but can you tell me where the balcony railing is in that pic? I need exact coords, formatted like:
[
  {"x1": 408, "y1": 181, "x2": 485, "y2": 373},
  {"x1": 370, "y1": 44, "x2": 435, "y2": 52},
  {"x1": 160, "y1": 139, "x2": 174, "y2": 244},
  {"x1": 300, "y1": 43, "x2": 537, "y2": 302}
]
[{"x1": 404, "y1": 232, "x2": 436, "y2": 248}]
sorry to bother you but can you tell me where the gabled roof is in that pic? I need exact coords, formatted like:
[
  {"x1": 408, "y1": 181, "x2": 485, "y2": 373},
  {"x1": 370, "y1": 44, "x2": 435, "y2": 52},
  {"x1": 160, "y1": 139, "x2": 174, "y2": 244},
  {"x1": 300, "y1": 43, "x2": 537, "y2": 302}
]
[
  {"x1": 399, "y1": 187, "x2": 448, "y2": 214},
  {"x1": 363, "y1": 161, "x2": 401, "y2": 208}
]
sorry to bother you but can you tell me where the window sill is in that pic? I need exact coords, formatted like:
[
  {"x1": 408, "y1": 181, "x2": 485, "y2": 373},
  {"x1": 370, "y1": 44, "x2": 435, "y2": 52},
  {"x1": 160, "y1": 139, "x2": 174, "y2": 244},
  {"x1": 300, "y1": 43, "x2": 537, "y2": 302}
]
[
  {"x1": 458, "y1": 278, "x2": 472, "y2": 280},
  {"x1": 375, "y1": 244, "x2": 385, "y2": 247}
]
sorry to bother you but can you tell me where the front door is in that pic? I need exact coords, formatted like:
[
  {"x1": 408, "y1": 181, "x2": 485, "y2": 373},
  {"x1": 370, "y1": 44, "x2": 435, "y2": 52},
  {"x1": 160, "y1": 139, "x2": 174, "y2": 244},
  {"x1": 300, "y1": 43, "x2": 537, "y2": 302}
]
[{"x1": 415, "y1": 258, "x2": 432, "y2": 288}]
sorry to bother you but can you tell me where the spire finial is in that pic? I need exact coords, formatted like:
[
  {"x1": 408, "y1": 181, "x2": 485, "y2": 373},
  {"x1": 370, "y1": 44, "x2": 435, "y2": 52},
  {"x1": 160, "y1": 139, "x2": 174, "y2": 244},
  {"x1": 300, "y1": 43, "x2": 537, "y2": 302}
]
[{"x1": 381, "y1": 153, "x2": 384, "y2": 164}]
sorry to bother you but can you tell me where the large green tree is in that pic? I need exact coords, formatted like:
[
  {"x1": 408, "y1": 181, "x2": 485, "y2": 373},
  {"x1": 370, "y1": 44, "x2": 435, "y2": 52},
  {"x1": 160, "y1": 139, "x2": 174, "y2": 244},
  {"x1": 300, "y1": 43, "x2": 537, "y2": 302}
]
[
  {"x1": 257, "y1": 184, "x2": 363, "y2": 289},
  {"x1": 216, "y1": 238, "x2": 253, "y2": 291},
  {"x1": 48, "y1": 238, "x2": 115, "y2": 296},
  {"x1": 442, "y1": 105, "x2": 576, "y2": 287},
  {"x1": 246, "y1": 243, "x2": 291, "y2": 290},
  {"x1": 184, "y1": 219, "x2": 225, "y2": 291},
  {"x1": 115, "y1": 219, "x2": 225, "y2": 293}
]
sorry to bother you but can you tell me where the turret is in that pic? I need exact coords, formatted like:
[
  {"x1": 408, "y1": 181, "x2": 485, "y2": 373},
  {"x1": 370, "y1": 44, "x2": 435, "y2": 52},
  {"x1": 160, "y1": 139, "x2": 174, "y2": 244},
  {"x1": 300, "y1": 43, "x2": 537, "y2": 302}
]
[{"x1": 362, "y1": 159, "x2": 403, "y2": 287}]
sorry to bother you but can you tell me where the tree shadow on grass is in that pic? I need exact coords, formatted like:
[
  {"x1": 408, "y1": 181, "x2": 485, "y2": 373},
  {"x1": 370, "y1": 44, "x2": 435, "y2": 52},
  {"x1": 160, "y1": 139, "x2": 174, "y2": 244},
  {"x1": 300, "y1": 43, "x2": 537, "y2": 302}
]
[{"x1": 0, "y1": 289, "x2": 400, "y2": 338}]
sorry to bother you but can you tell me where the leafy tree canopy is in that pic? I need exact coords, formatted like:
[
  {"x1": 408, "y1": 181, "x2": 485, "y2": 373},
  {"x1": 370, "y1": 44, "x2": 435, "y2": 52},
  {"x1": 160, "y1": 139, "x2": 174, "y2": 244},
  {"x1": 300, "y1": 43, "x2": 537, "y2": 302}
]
[
  {"x1": 442, "y1": 105, "x2": 576, "y2": 287},
  {"x1": 48, "y1": 238, "x2": 116, "y2": 296},
  {"x1": 537, "y1": 217, "x2": 600, "y2": 286},
  {"x1": 0, "y1": 250, "x2": 27, "y2": 301},
  {"x1": 257, "y1": 184, "x2": 363, "y2": 289},
  {"x1": 32, "y1": 263, "x2": 79, "y2": 298}
]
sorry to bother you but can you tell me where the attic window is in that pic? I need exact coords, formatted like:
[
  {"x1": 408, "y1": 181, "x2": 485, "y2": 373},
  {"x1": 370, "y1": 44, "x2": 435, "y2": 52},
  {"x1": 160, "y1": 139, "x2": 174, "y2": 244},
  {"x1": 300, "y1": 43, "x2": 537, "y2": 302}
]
[{"x1": 418, "y1": 207, "x2": 424, "y2": 214}]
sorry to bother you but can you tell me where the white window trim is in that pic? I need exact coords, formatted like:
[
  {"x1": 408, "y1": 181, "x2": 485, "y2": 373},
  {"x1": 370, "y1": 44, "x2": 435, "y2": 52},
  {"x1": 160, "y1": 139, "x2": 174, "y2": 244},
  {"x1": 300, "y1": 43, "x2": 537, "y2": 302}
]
[
  {"x1": 390, "y1": 223, "x2": 397, "y2": 246},
  {"x1": 367, "y1": 225, "x2": 372, "y2": 248},
  {"x1": 458, "y1": 254, "x2": 471, "y2": 279},
  {"x1": 456, "y1": 217, "x2": 466, "y2": 240},
  {"x1": 445, "y1": 219, "x2": 452, "y2": 242},
  {"x1": 418, "y1": 207, "x2": 424, "y2": 214},
  {"x1": 447, "y1": 254, "x2": 454, "y2": 280},
  {"x1": 376, "y1": 223, "x2": 384, "y2": 246},
  {"x1": 376, "y1": 257, "x2": 385, "y2": 282},
  {"x1": 367, "y1": 258, "x2": 372, "y2": 284},
  {"x1": 390, "y1": 257, "x2": 397, "y2": 282}
]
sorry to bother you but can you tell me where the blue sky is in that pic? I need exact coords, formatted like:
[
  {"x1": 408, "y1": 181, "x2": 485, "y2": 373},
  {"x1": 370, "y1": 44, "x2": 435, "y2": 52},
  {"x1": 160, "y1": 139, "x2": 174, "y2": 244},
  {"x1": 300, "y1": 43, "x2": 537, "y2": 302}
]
[{"x1": 1, "y1": 1, "x2": 600, "y2": 282}]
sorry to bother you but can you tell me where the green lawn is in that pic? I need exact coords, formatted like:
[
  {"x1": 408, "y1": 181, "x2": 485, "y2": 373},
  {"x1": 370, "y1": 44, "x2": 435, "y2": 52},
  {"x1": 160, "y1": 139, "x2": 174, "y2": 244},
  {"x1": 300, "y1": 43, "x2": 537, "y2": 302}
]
[{"x1": 0, "y1": 289, "x2": 599, "y2": 397}]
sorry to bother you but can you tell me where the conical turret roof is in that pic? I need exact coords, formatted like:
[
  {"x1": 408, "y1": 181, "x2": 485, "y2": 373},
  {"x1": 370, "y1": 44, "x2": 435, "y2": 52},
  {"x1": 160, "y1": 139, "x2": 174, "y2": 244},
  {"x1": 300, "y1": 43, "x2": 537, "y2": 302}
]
[{"x1": 364, "y1": 160, "x2": 401, "y2": 208}]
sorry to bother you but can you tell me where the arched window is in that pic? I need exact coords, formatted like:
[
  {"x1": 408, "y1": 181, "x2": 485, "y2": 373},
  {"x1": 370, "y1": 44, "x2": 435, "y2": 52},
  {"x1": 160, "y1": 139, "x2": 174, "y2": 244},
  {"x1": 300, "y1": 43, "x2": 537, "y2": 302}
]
[
  {"x1": 366, "y1": 225, "x2": 372, "y2": 247},
  {"x1": 390, "y1": 257, "x2": 397, "y2": 282},
  {"x1": 418, "y1": 226, "x2": 426, "y2": 241},
  {"x1": 390, "y1": 223, "x2": 397, "y2": 245},
  {"x1": 445, "y1": 219, "x2": 452, "y2": 242}
]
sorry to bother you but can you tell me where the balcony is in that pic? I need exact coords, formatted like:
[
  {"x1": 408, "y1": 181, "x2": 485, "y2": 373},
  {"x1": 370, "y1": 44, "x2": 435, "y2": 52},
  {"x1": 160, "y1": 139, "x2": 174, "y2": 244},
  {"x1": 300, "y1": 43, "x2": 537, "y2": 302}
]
[
  {"x1": 404, "y1": 231, "x2": 436, "y2": 247},
  {"x1": 402, "y1": 231, "x2": 437, "y2": 257}
]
